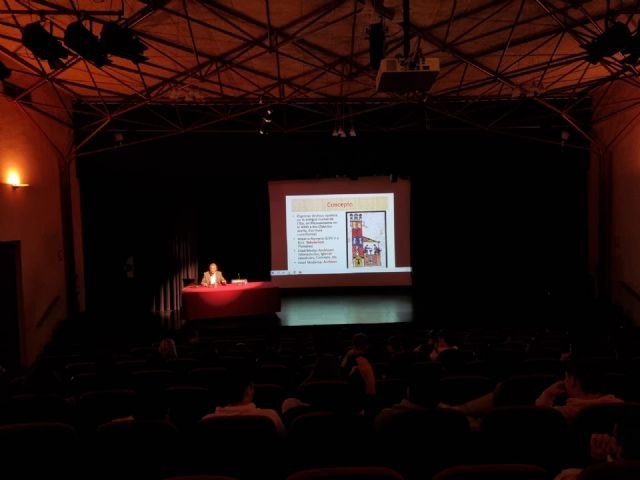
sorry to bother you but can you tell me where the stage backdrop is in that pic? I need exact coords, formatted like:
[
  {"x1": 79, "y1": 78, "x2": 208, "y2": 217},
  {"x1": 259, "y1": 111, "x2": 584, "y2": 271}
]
[{"x1": 78, "y1": 132, "x2": 588, "y2": 323}]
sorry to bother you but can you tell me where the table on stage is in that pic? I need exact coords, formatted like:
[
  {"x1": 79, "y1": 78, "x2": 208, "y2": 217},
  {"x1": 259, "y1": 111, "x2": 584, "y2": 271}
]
[{"x1": 181, "y1": 281, "x2": 281, "y2": 320}]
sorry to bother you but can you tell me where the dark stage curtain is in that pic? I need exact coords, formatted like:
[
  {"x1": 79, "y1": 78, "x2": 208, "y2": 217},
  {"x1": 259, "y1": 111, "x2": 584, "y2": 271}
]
[{"x1": 151, "y1": 221, "x2": 198, "y2": 322}]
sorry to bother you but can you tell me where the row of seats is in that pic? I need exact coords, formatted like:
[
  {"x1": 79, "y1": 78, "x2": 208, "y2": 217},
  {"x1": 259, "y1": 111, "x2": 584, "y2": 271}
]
[
  {"x1": 58, "y1": 463, "x2": 640, "y2": 479},
  {"x1": 5, "y1": 321, "x2": 638, "y2": 480},
  {"x1": 1, "y1": 402, "x2": 639, "y2": 477},
  {"x1": 2, "y1": 414, "x2": 640, "y2": 479}
]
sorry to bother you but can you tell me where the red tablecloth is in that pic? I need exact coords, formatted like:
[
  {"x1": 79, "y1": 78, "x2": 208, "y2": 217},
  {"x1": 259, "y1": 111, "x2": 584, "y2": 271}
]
[{"x1": 182, "y1": 282, "x2": 281, "y2": 320}]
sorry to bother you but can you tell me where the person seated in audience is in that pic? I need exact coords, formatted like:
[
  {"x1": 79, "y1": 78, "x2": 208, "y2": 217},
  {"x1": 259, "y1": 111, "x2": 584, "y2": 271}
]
[
  {"x1": 341, "y1": 332, "x2": 376, "y2": 397},
  {"x1": 413, "y1": 330, "x2": 437, "y2": 355},
  {"x1": 555, "y1": 412, "x2": 640, "y2": 480},
  {"x1": 201, "y1": 262, "x2": 227, "y2": 286},
  {"x1": 441, "y1": 357, "x2": 623, "y2": 425},
  {"x1": 385, "y1": 335, "x2": 413, "y2": 378},
  {"x1": 202, "y1": 369, "x2": 286, "y2": 438},
  {"x1": 146, "y1": 337, "x2": 178, "y2": 368},
  {"x1": 157, "y1": 338, "x2": 178, "y2": 359},
  {"x1": 282, "y1": 354, "x2": 343, "y2": 414},
  {"x1": 534, "y1": 358, "x2": 623, "y2": 421},
  {"x1": 304, "y1": 353, "x2": 343, "y2": 383},
  {"x1": 373, "y1": 377, "x2": 441, "y2": 431},
  {"x1": 419, "y1": 329, "x2": 466, "y2": 374},
  {"x1": 282, "y1": 340, "x2": 377, "y2": 419},
  {"x1": 429, "y1": 329, "x2": 460, "y2": 362},
  {"x1": 386, "y1": 335, "x2": 407, "y2": 355}
]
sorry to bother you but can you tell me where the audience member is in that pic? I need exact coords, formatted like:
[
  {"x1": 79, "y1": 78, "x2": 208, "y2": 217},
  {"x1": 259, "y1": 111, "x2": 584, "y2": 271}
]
[
  {"x1": 374, "y1": 376, "x2": 441, "y2": 431},
  {"x1": 202, "y1": 368, "x2": 286, "y2": 438},
  {"x1": 555, "y1": 412, "x2": 640, "y2": 479},
  {"x1": 341, "y1": 333, "x2": 376, "y2": 396},
  {"x1": 441, "y1": 358, "x2": 623, "y2": 426}
]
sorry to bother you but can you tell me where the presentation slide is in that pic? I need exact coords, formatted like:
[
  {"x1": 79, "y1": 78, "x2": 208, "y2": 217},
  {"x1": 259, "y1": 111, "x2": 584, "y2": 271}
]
[{"x1": 269, "y1": 177, "x2": 411, "y2": 288}]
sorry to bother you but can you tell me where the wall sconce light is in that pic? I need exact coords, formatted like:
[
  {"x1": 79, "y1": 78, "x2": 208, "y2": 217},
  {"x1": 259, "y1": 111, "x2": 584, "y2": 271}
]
[{"x1": 5, "y1": 171, "x2": 29, "y2": 190}]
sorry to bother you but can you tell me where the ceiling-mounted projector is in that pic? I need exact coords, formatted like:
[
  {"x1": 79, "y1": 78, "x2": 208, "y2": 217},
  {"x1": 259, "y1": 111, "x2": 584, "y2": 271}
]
[{"x1": 376, "y1": 57, "x2": 440, "y2": 93}]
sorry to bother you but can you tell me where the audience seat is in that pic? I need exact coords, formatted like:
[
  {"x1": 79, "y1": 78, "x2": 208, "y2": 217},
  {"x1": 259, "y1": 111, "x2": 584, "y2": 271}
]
[
  {"x1": 287, "y1": 466, "x2": 404, "y2": 480},
  {"x1": 433, "y1": 464, "x2": 549, "y2": 480}
]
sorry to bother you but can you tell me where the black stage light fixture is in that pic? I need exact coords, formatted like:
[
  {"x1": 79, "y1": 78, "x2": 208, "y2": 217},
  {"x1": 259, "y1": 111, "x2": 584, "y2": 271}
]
[
  {"x1": 22, "y1": 22, "x2": 70, "y2": 69},
  {"x1": 137, "y1": 0, "x2": 171, "y2": 7},
  {"x1": 368, "y1": 21, "x2": 385, "y2": 70},
  {"x1": 581, "y1": 21, "x2": 631, "y2": 64},
  {"x1": 64, "y1": 21, "x2": 111, "y2": 67},
  {"x1": 100, "y1": 22, "x2": 148, "y2": 64},
  {"x1": 0, "y1": 60, "x2": 10, "y2": 80},
  {"x1": 621, "y1": 30, "x2": 640, "y2": 65}
]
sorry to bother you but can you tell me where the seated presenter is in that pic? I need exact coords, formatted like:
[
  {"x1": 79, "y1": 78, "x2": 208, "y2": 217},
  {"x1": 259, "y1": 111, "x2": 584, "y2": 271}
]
[{"x1": 201, "y1": 262, "x2": 227, "y2": 287}]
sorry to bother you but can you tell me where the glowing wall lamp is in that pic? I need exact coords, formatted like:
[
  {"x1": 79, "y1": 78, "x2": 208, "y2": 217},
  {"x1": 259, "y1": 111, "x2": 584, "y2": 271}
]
[{"x1": 5, "y1": 170, "x2": 29, "y2": 190}]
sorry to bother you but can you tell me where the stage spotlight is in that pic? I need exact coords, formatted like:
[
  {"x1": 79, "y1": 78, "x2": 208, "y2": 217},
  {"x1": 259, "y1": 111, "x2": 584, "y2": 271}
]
[
  {"x1": 0, "y1": 60, "x2": 10, "y2": 80},
  {"x1": 581, "y1": 21, "x2": 630, "y2": 64},
  {"x1": 22, "y1": 22, "x2": 70, "y2": 69},
  {"x1": 263, "y1": 108, "x2": 273, "y2": 123},
  {"x1": 100, "y1": 22, "x2": 148, "y2": 64},
  {"x1": 259, "y1": 107, "x2": 273, "y2": 135},
  {"x1": 64, "y1": 21, "x2": 111, "y2": 67}
]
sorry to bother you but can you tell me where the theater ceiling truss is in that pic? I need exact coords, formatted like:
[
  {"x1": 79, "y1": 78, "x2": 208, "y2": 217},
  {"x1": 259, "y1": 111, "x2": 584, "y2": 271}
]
[{"x1": 1, "y1": 0, "x2": 639, "y2": 154}]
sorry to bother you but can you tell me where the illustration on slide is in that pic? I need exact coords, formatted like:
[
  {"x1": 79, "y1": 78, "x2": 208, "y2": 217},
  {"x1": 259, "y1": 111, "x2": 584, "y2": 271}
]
[{"x1": 347, "y1": 211, "x2": 387, "y2": 268}]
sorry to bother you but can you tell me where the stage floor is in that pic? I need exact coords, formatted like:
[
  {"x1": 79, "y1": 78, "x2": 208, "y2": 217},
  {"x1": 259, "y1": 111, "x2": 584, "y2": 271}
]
[{"x1": 277, "y1": 293, "x2": 413, "y2": 327}]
